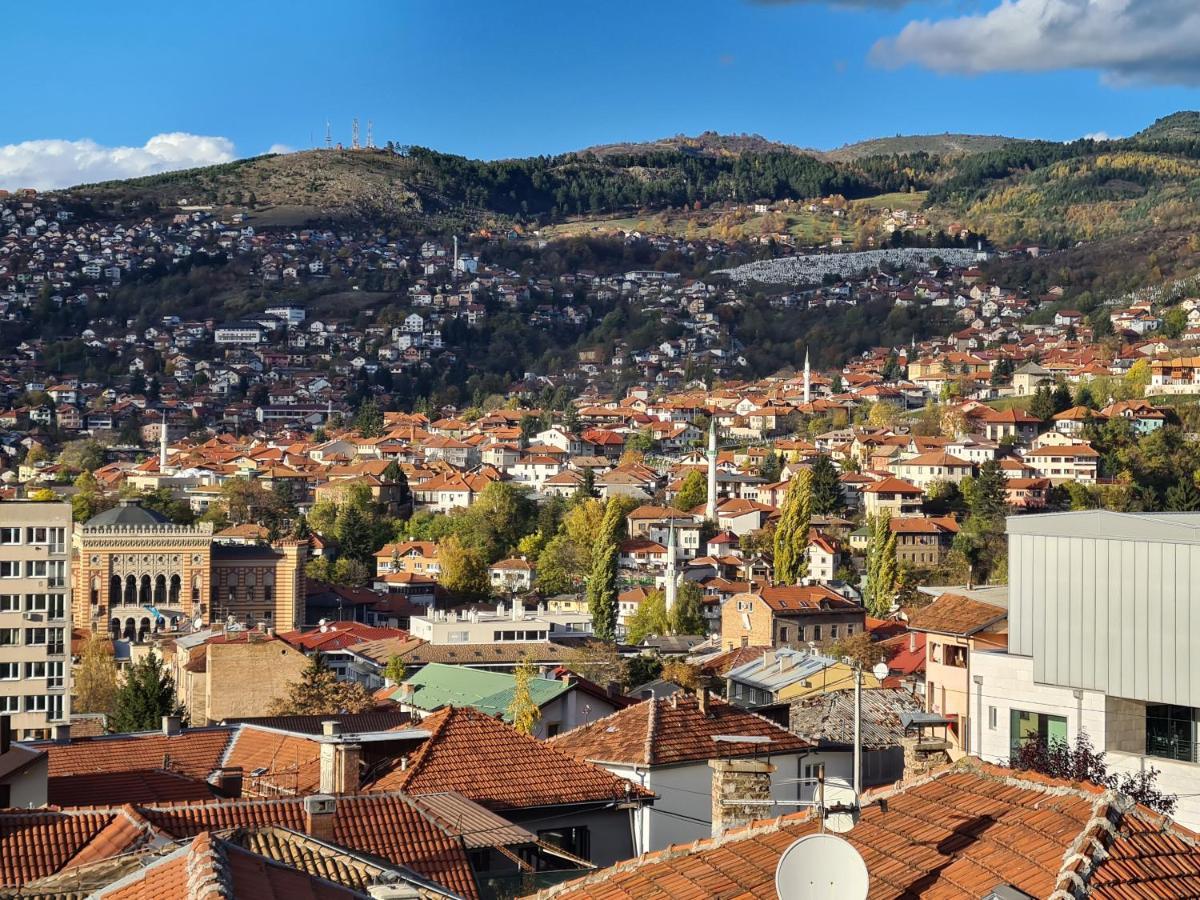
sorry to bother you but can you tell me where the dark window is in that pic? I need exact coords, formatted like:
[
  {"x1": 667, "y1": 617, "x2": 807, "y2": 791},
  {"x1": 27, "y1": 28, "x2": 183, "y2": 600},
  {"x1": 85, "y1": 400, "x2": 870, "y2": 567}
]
[
  {"x1": 1010, "y1": 709, "x2": 1067, "y2": 760},
  {"x1": 1147, "y1": 705, "x2": 1200, "y2": 763},
  {"x1": 538, "y1": 826, "x2": 590, "y2": 862}
]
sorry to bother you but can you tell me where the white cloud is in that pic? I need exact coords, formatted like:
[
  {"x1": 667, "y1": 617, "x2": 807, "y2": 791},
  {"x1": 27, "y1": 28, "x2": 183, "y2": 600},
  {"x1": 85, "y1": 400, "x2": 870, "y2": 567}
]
[
  {"x1": 0, "y1": 132, "x2": 236, "y2": 191},
  {"x1": 871, "y1": 0, "x2": 1200, "y2": 86},
  {"x1": 267, "y1": 143, "x2": 295, "y2": 155},
  {"x1": 1082, "y1": 131, "x2": 1119, "y2": 141}
]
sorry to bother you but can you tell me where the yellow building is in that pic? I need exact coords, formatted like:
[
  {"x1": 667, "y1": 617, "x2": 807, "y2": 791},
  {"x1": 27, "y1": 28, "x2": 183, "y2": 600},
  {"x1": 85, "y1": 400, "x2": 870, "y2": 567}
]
[{"x1": 73, "y1": 499, "x2": 306, "y2": 642}]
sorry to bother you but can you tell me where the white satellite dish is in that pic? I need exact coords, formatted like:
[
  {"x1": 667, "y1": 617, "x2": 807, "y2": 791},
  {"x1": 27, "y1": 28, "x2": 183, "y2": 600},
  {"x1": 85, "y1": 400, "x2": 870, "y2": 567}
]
[
  {"x1": 819, "y1": 776, "x2": 859, "y2": 834},
  {"x1": 775, "y1": 833, "x2": 869, "y2": 900},
  {"x1": 192, "y1": 618, "x2": 202, "y2": 630},
  {"x1": 872, "y1": 661, "x2": 889, "y2": 682}
]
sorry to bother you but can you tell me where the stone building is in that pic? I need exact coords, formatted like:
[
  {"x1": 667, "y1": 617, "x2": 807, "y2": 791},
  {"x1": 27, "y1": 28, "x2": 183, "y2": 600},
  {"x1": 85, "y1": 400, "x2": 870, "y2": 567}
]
[{"x1": 73, "y1": 500, "x2": 306, "y2": 641}]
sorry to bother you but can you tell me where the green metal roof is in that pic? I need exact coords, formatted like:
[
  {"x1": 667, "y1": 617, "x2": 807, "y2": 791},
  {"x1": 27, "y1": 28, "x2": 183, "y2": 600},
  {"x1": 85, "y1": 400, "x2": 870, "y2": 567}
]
[{"x1": 397, "y1": 662, "x2": 570, "y2": 722}]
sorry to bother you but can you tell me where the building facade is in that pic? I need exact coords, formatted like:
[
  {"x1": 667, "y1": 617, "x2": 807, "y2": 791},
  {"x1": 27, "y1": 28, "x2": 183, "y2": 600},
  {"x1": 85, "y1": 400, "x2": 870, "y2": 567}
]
[
  {"x1": 73, "y1": 500, "x2": 306, "y2": 641},
  {"x1": 0, "y1": 501, "x2": 72, "y2": 740}
]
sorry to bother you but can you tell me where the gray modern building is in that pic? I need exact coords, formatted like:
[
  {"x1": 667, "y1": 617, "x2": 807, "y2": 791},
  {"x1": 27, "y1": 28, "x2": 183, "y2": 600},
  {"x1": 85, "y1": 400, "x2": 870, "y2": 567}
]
[{"x1": 971, "y1": 511, "x2": 1200, "y2": 829}]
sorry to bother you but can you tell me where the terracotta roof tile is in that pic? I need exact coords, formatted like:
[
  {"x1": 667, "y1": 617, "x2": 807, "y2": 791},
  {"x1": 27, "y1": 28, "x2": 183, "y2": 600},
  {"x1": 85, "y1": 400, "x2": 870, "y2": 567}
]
[
  {"x1": 34, "y1": 728, "x2": 235, "y2": 782},
  {"x1": 549, "y1": 695, "x2": 810, "y2": 767},
  {"x1": 530, "y1": 761, "x2": 1200, "y2": 900},
  {"x1": 367, "y1": 707, "x2": 650, "y2": 811},
  {"x1": 907, "y1": 593, "x2": 1007, "y2": 637}
]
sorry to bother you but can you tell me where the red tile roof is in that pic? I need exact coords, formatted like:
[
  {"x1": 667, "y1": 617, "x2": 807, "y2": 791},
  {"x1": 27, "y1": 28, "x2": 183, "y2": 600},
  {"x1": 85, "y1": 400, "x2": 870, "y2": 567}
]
[
  {"x1": 531, "y1": 761, "x2": 1200, "y2": 900},
  {"x1": 34, "y1": 728, "x2": 235, "y2": 781},
  {"x1": 367, "y1": 706, "x2": 651, "y2": 811},
  {"x1": 49, "y1": 769, "x2": 218, "y2": 806},
  {"x1": 0, "y1": 809, "x2": 115, "y2": 887},
  {"x1": 907, "y1": 593, "x2": 1007, "y2": 637},
  {"x1": 549, "y1": 695, "x2": 810, "y2": 767}
]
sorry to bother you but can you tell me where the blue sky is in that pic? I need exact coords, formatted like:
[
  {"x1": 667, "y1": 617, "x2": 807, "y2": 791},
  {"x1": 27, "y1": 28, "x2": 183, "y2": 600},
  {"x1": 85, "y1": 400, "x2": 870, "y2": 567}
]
[{"x1": 4, "y1": 0, "x2": 1200, "y2": 188}]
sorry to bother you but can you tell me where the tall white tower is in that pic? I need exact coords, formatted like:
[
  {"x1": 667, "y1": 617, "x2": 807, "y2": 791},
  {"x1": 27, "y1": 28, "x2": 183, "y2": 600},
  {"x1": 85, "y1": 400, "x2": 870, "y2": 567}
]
[
  {"x1": 803, "y1": 346, "x2": 811, "y2": 405},
  {"x1": 158, "y1": 412, "x2": 169, "y2": 473},
  {"x1": 705, "y1": 417, "x2": 718, "y2": 522},
  {"x1": 664, "y1": 520, "x2": 678, "y2": 613}
]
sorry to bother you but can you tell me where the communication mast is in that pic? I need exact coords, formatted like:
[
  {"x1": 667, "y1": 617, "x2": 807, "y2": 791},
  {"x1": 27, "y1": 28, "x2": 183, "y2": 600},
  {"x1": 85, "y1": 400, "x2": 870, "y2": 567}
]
[
  {"x1": 324, "y1": 121, "x2": 332, "y2": 149},
  {"x1": 366, "y1": 120, "x2": 374, "y2": 149},
  {"x1": 351, "y1": 118, "x2": 360, "y2": 150}
]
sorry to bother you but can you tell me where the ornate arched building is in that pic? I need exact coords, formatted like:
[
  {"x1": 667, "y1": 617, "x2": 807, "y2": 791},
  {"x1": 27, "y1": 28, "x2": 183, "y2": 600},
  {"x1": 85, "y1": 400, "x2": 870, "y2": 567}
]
[{"x1": 73, "y1": 500, "x2": 306, "y2": 642}]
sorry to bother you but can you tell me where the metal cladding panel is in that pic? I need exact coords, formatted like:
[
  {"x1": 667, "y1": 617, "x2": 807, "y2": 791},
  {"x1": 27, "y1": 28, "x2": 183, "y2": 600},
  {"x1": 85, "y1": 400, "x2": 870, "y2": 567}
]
[{"x1": 1009, "y1": 516, "x2": 1200, "y2": 706}]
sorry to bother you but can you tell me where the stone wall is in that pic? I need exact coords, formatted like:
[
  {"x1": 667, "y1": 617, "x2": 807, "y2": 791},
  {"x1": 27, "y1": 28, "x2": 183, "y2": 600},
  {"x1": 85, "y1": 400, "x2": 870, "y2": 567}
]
[{"x1": 709, "y1": 758, "x2": 775, "y2": 836}]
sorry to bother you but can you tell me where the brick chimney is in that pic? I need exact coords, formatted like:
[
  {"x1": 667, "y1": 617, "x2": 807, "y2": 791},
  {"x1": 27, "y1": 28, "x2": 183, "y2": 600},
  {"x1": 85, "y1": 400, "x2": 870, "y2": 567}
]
[
  {"x1": 697, "y1": 686, "x2": 710, "y2": 717},
  {"x1": 319, "y1": 737, "x2": 361, "y2": 794},
  {"x1": 303, "y1": 794, "x2": 337, "y2": 843},
  {"x1": 709, "y1": 758, "x2": 775, "y2": 836}
]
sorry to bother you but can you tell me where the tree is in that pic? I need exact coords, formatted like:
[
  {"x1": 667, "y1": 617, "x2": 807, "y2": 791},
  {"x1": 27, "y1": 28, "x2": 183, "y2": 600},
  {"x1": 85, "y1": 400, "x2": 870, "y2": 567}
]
[
  {"x1": 587, "y1": 540, "x2": 619, "y2": 642},
  {"x1": 336, "y1": 502, "x2": 376, "y2": 563},
  {"x1": 809, "y1": 454, "x2": 841, "y2": 515},
  {"x1": 1051, "y1": 383, "x2": 1073, "y2": 414},
  {"x1": 625, "y1": 654, "x2": 663, "y2": 689},
  {"x1": 1030, "y1": 385, "x2": 1056, "y2": 421},
  {"x1": 626, "y1": 589, "x2": 670, "y2": 645},
  {"x1": 383, "y1": 655, "x2": 407, "y2": 686},
  {"x1": 331, "y1": 557, "x2": 371, "y2": 586},
  {"x1": 774, "y1": 469, "x2": 813, "y2": 585},
  {"x1": 270, "y1": 654, "x2": 374, "y2": 715},
  {"x1": 507, "y1": 655, "x2": 542, "y2": 736},
  {"x1": 1166, "y1": 480, "x2": 1200, "y2": 512},
  {"x1": 674, "y1": 469, "x2": 707, "y2": 514},
  {"x1": 759, "y1": 449, "x2": 782, "y2": 483},
  {"x1": 1013, "y1": 731, "x2": 1176, "y2": 816},
  {"x1": 830, "y1": 631, "x2": 886, "y2": 671},
  {"x1": 438, "y1": 533, "x2": 490, "y2": 597},
  {"x1": 562, "y1": 641, "x2": 626, "y2": 688},
  {"x1": 109, "y1": 651, "x2": 187, "y2": 733},
  {"x1": 660, "y1": 659, "x2": 701, "y2": 691},
  {"x1": 71, "y1": 470, "x2": 114, "y2": 523},
  {"x1": 353, "y1": 398, "x2": 385, "y2": 437},
  {"x1": 671, "y1": 581, "x2": 708, "y2": 636},
  {"x1": 74, "y1": 634, "x2": 119, "y2": 716},
  {"x1": 963, "y1": 459, "x2": 1008, "y2": 523},
  {"x1": 864, "y1": 513, "x2": 896, "y2": 617}
]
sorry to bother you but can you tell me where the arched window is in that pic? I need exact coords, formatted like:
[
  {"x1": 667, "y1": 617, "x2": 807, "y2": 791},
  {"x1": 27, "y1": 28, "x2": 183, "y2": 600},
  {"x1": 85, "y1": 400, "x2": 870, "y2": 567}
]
[
  {"x1": 110, "y1": 576, "x2": 122, "y2": 608},
  {"x1": 124, "y1": 575, "x2": 137, "y2": 606},
  {"x1": 139, "y1": 575, "x2": 152, "y2": 606},
  {"x1": 154, "y1": 574, "x2": 167, "y2": 605},
  {"x1": 91, "y1": 576, "x2": 100, "y2": 607},
  {"x1": 170, "y1": 575, "x2": 181, "y2": 606}
]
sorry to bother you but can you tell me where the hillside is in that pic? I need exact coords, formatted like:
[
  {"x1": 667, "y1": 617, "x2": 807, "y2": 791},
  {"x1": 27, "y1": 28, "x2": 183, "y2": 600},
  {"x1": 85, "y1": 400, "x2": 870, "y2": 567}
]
[
  {"x1": 580, "y1": 131, "x2": 817, "y2": 158},
  {"x1": 825, "y1": 133, "x2": 1023, "y2": 162}
]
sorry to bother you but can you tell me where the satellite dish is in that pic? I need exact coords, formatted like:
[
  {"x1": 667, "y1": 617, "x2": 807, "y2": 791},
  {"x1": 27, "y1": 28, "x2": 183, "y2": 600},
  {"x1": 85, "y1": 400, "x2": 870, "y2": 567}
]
[
  {"x1": 820, "y1": 776, "x2": 860, "y2": 834},
  {"x1": 775, "y1": 833, "x2": 868, "y2": 900},
  {"x1": 872, "y1": 661, "x2": 889, "y2": 682},
  {"x1": 192, "y1": 618, "x2": 202, "y2": 630},
  {"x1": 319, "y1": 624, "x2": 328, "y2": 633}
]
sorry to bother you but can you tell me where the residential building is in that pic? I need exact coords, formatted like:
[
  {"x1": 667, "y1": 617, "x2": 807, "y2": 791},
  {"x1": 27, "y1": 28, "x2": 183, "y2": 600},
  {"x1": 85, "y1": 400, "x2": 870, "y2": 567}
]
[
  {"x1": 0, "y1": 501, "x2": 71, "y2": 740},
  {"x1": 720, "y1": 584, "x2": 865, "y2": 651}
]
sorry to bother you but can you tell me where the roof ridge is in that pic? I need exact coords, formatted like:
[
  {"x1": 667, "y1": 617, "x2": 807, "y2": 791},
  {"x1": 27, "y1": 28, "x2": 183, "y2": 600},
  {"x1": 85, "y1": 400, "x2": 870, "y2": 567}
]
[
  {"x1": 644, "y1": 699, "x2": 658, "y2": 767},
  {"x1": 1049, "y1": 790, "x2": 1127, "y2": 900},
  {"x1": 185, "y1": 831, "x2": 231, "y2": 899}
]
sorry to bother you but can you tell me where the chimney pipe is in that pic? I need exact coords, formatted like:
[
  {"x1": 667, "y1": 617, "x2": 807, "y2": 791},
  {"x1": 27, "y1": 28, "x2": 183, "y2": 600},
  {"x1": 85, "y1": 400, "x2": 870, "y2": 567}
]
[
  {"x1": 321, "y1": 720, "x2": 342, "y2": 738},
  {"x1": 53, "y1": 723, "x2": 70, "y2": 744},
  {"x1": 303, "y1": 794, "x2": 338, "y2": 843},
  {"x1": 319, "y1": 740, "x2": 361, "y2": 794},
  {"x1": 697, "y1": 687, "x2": 709, "y2": 717},
  {"x1": 162, "y1": 715, "x2": 182, "y2": 737},
  {"x1": 709, "y1": 758, "x2": 776, "y2": 836}
]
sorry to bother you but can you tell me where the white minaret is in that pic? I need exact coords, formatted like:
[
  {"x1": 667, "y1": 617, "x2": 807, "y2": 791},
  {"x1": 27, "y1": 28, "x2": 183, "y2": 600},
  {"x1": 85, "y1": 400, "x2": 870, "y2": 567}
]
[
  {"x1": 803, "y1": 346, "x2": 811, "y2": 405},
  {"x1": 664, "y1": 520, "x2": 678, "y2": 613},
  {"x1": 705, "y1": 417, "x2": 718, "y2": 522},
  {"x1": 158, "y1": 412, "x2": 169, "y2": 473}
]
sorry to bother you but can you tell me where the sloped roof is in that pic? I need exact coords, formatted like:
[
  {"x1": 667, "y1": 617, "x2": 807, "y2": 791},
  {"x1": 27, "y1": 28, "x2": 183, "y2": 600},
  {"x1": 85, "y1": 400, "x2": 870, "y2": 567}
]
[
  {"x1": 907, "y1": 592, "x2": 1007, "y2": 637},
  {"x1": 548, "y1": 695, "x2": 809, "y2": 767},
  {"x1": 531, "y1": 761, "x2": 1200, "y2": 900},
  {"x1": 393, "y1": 663, "x2": 570, "y2": 722},
  {"x1": 366, "y1": 707, "x2": 651, "y2": 811},
  {"x1": 789, "y1": 687, "x2": 924, "y2": 749}
]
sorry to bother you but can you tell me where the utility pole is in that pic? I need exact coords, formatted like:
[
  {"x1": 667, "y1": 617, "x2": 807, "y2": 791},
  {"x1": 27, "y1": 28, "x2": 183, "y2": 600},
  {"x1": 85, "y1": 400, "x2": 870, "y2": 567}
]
[{"x1": 853, "y1": 665, "x2": 862, "y2": 801}]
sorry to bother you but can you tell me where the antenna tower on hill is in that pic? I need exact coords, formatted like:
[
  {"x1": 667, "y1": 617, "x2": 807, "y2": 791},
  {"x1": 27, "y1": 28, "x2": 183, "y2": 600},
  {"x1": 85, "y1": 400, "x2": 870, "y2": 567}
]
[
  {"x1": 352, "y1": 118, "x2": 360, "y2": 150},
  {"x1": 367, "y1": 120, "x2": 374, "y2": 149},
  {"x1": 324, "y1": 121, "x2": 332, "y2": 149}
]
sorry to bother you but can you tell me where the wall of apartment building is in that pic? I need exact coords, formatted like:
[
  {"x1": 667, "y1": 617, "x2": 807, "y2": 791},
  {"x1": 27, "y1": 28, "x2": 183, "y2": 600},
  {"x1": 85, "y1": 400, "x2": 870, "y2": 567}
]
[
  {"x1": 0, "y1": 502, "x2": 71, "y2": 740},
  {"x1": 203, "y1": 638, "x2": 309, "y2": 724},
  {"x1": 971, "y1": 648, "x2": 1200, "y2": 831},
  {"x1": 1009, "y1": 512, "x2": 1200, "y2": 707}
]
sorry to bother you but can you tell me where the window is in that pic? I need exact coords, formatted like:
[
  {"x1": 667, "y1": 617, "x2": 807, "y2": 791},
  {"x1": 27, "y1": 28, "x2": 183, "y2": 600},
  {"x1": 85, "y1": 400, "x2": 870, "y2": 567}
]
[
  {"x1": 25, "y1": 628, "x2": 47, "y2": 646},
  {"x1": 0, "y1": 595, "x2": 18, "y2": 612},
  {"x1": 538, "y1": 826, "x2": 590, "y2": 862},
  {"x1": 24, "y1": 695, "x2": 48, "y2": 713},
  {"x1": 830, "y1": 625, "x2": 839, "y2": 640},
  {"x1": 25, "y1": 662, "x2": 46, "y2": 679},
  {"x1": 26, "y1": 594, "x2": 47, "y2": 612},
  {"x1": 0, "y1": 664, "x2": 18, "y2": 680},
  {"x1": 812, "y1": 625, "x2": 822, "y2": 642},
  {"x1": 25, "y1": 561, "x2": 47, "y2": 579},
  {"x1": 989, "y1": 706, "x2": 997, "y2": 729},
  {"x1": 0, "y1": 629, "x2": 18, "y2": 646},
  {"x1": 0, "y1": 528, "x2": 19, "y2": 544},
  {"x1": 779, "y1": 626, "x2": 790, "y2": 644},
  {"x1": 1010, "y1": 709, "x2": 1067, "y2": 760},
  {"x1": 1146, "y1": 705, "x2": 1200, "y2": 764},
  {"x1": 0, "y1": 697, "x2": 18, "y2": 713},
  {"x1": 25, "y1": 527, "x2": 48, "y2": 545},
  {"x1": 0, "y1": 562, "x2": 19, "y2": 579},
  {"x1": 447, "y1": 631, "x2": 469, "y2": 644},
  {"x1": 47, "y1": 595, "x2": 65, "y2": 620}
]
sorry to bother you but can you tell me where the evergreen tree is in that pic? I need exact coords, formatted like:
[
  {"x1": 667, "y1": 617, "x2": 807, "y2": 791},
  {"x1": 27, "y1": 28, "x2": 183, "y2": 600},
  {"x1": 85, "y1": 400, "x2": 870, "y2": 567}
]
[
  {"x1": 353, "y1": 398, "x2": 385, "y2": 437},
  {"x1": 773, "y1": 469, "x2": 813, "y2": 584},
  {"x1": 671, "y1": 580, "x2": 708, "y2": 636},
  {"x1": 109, "y1": 651, "x2": 187, "y2": 733},
  {"x1": 759, "y1": 449, "x2": 782, "y2": 483},
  {"x1": 579, "y1": 467, "x2": 597, "y2": 498},
  {"x1": 864, "y1": 513, "x2": 895, "y2": 617},
  {"x1": 674, "y1": 469, "x2": 708, "y2": 513},
  {"x1": 809, "y1": 454, "x2": 841, "y2": 515},
  {"x1": 335, "y1": 502, "x2": 376, "y2": 563},
  {"x1": 1166, "y1": 481, "x2": 1200, "y2": 512},
  {"x1": 507, "y1": 656, "x2": 542, "y2": 736},
  {"x1": 1051, "y1": 382, "x2": 1073, "y2": 414},
  {"x1": 965, "y1": 459, "x2": 1008, "y2": 522},
  {"x1": 587, "y1": 541, "x2": 619, "y2": 642},
  {"x1": 270, "y1": 654, "x2": 373, "y2": 715},
  {"x1": 1030, "y1": 385, "x2": 1055, "y2": 421}
]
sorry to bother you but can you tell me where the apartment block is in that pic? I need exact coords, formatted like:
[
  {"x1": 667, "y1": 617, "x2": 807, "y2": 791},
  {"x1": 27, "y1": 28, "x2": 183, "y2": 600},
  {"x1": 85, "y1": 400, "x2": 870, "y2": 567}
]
[
  {"x1": 0, "y1": 502, "x2": 71, "y2": 740},
  {"x1": 972, "y1": 511, "x2": 1200, "y2": 829}
]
